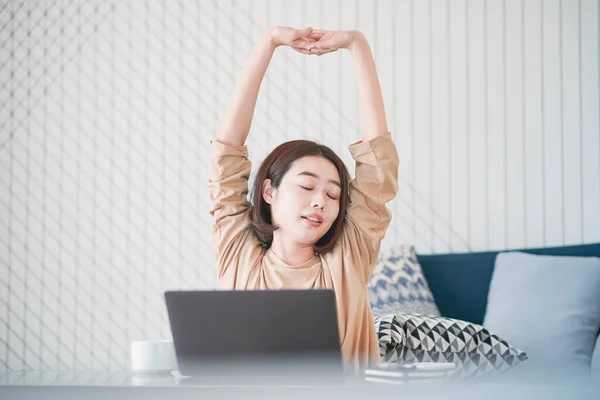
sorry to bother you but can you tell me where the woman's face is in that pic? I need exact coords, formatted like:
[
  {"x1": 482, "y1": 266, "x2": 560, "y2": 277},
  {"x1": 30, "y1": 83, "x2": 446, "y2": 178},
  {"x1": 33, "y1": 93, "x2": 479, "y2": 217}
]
[{"x1": 263, "y1": 156, "x2": 342, "y2": 247}]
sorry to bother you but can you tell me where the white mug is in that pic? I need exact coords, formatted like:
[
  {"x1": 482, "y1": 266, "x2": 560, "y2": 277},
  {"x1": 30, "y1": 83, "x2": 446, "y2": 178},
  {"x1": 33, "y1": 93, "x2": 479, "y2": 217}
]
[{"x1": 131, "y1": 340, "x2": 176, "y2": 373}]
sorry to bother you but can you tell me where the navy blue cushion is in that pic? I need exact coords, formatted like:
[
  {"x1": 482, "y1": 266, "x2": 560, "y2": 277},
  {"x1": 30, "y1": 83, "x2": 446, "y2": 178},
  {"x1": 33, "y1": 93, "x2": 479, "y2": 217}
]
[{"x1": 416, "y1": 243, "x2": 600, "y2": 325}]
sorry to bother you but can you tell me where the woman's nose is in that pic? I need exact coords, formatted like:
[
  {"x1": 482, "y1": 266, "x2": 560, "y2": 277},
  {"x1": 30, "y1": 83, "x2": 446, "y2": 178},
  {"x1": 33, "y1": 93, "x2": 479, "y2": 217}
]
[{"x1": 311, "y1": 192, "x2": 325, "y2": 209}]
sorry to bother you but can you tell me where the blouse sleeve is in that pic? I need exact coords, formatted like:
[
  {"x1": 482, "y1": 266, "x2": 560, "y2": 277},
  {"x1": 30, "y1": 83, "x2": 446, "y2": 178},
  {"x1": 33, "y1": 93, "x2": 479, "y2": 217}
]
[{"x1": 341, "y1": 132, "x2": 400, "y2": 284}]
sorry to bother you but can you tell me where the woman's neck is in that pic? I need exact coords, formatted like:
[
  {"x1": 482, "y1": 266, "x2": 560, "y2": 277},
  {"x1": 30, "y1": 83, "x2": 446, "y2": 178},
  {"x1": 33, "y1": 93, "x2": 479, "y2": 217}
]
[{"x1": 269, "y1": 236, "x2": 315, "y2": 266}]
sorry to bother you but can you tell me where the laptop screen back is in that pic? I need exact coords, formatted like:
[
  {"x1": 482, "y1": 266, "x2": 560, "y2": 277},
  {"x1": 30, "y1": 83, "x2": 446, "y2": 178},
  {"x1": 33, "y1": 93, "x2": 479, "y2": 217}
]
[{"x1": 164, "y1": 289, "x2": 343, "y2": 379}]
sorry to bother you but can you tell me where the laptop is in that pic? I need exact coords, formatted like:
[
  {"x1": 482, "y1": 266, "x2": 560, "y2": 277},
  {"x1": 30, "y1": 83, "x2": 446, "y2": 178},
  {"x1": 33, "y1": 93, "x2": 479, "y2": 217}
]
[{"x1": 164, "y1": 289, "x2": 344, "y2": 384}]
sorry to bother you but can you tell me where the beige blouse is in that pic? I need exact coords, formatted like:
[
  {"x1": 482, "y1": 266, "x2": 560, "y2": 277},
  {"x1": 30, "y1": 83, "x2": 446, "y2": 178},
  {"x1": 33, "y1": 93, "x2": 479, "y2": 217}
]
[{"x1": 208, "y1": 132, "x2": 399, "y2": 372}]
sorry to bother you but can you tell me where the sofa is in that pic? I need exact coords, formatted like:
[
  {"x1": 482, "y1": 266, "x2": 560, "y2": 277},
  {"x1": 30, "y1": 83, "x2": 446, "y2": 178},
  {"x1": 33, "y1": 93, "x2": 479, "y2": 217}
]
[{"x1": 369, "y1": 242, "x2": 600, "y2": 385}]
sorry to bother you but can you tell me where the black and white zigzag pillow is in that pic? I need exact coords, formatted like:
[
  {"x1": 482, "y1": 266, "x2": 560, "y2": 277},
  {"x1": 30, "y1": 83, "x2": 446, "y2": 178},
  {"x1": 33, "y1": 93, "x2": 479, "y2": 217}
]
[{"x1": 375, "y1": 313, "x2": 528, "y2": 378}]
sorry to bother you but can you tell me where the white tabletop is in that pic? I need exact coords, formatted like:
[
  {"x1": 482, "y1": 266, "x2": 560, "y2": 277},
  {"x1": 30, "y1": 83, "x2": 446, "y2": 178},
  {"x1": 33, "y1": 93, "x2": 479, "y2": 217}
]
[{"x1": 0, "y1": 369, "x2": 598, "y2": 400}]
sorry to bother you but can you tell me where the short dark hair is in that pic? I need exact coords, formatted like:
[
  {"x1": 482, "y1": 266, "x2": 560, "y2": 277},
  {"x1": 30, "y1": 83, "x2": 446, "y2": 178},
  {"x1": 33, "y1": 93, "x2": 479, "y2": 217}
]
[{"x1": 248, "y1": 140, "x2": 351, "y2": 254}]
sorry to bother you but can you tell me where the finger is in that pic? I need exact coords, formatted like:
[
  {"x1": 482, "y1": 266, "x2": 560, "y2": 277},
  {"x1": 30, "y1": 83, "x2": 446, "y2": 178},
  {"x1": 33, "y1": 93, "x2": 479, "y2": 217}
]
[
  {"x1": 310, "y1": 38, "x2": 333, "y2": 50},
  {"x1": 307, "y1": 33, "x2": 325, "y2": 40},
  {"x1": 319, "y1": 48, "x2": 338, "y2": 55},
  {"x1": 311, "y1": 47, "x2": 336, "y2": 56},
  {"x1": 293, "y1": 26, "x2": 313, "y2": 39},
  {"x1": 292, "y1": 37, "x2": 313, "y2": 49},
  {"x1": 293, "y1": 48, "x2": 311, "y2": 55},
  {"x1": 292, "y1": 47, "x2": 312, "y2": 55},
  {"x1": 310, "y1": 43, "x2": 329, "y2": 51}
]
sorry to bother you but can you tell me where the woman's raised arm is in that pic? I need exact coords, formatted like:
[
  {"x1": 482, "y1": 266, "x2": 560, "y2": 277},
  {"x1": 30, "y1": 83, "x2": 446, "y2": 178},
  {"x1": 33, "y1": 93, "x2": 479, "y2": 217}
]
[
  {"x1": 308, "y1": 30, "x2": 389, "y2": 142},
  {"x1": 216, "y1": 26, "x2": 314, "y2": 148}
]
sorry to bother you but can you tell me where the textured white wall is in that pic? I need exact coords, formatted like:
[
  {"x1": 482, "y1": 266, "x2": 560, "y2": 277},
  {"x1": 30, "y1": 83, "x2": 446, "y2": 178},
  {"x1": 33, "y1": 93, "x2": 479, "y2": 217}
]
[{"x1": 1, "y1": 0, "x2": 599, "y2": 371}]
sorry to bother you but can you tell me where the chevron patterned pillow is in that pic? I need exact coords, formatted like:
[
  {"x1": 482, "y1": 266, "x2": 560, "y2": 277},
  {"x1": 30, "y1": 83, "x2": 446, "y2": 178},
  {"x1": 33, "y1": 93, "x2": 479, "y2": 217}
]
[
  {"x1": 374, "y1": 313, "x2": 528, "y2": 378},
  {"x1": 368, "y1": 245, "x2": 441, "y2": 317}
]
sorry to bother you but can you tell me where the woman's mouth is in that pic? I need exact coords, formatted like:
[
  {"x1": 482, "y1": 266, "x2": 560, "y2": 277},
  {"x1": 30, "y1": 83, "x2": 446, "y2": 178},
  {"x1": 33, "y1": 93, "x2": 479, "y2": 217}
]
[{"x1": 301, "y1": 215, "x2": 322, "y2": 227}]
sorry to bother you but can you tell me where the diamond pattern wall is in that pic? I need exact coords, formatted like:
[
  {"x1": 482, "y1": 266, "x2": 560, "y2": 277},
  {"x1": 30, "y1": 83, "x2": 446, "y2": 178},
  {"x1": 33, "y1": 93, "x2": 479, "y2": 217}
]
[{"x1": 0, "y1": 0, "x2": 229, "y2": 372}]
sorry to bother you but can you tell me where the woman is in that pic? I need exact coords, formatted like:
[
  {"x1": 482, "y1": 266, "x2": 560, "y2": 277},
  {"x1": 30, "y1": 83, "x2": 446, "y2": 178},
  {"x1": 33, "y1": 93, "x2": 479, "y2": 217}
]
[{"x1": 208, "y1": 26, "x2": 399, "y2": 373}]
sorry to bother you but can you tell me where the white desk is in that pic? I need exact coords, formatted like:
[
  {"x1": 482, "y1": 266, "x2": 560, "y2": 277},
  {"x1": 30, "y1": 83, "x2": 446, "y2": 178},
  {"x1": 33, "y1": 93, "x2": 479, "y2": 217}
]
[{"x1": 0, "y1": 370, "x2": 598, "y2": 400}]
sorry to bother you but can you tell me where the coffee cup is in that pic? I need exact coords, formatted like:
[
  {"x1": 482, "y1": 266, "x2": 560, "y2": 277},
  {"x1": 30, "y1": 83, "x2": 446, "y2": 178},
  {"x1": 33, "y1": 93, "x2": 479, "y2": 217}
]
[{"x1": 131, "y1": 340, "x2": 176, "y2": 373}]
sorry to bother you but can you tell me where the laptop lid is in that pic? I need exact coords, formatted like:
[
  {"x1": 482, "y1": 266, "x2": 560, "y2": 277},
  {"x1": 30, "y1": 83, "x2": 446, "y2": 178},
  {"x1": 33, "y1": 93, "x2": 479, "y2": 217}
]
[{"x1": 164, "y1": 289, "x2": 343, "y2": 379}]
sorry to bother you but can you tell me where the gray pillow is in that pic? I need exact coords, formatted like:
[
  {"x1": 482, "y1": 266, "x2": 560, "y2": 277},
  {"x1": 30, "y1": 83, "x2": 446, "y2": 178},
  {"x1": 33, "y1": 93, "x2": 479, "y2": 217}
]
[
  {"x1": 592, "y1": 334, "x2": 600, "y2": 382},
  {"x1": 483, "y1": 251, "x2": 600, "y2": 372}
]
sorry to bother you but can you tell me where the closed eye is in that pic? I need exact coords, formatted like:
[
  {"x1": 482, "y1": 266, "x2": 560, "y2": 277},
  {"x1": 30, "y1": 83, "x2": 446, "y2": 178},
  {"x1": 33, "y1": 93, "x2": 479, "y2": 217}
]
[{"x1": 301, "y1": 186, "x2": 338, "y2": 200}]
